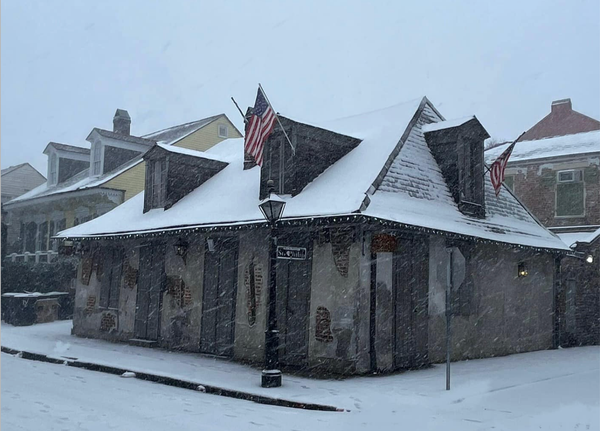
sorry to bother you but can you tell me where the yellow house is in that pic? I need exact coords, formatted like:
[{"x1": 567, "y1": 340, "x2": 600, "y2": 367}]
[{"x1": 3, "y1": 109, "x2": 242, "y2": 262}]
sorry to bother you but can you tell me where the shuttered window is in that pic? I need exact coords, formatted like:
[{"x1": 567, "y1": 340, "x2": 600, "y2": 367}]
[
  {"x1": 99, "y1": 247, "x2": 124, "y2": 309},
  {"x1": 145, "y1": 158, "x2": 168, "y2": 211}
]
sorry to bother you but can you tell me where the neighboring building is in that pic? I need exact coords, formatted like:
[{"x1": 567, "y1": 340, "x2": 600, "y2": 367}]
[
  {"x1": 58, "y1": 97, "x2": 568, "y2": 375},
  {"x1": 3, "y1": 109, "x2": 241, "y2": 264},
  {"x1": 1, "y1": 163, "x2": 46, "y2": 204},
  {"x1": 485, "y1": 98, "x2": 600, "y2": 346}
]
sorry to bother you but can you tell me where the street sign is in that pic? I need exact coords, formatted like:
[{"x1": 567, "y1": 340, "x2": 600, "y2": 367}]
[{"x1": 277, "y1": 246, "x2": 307, "y2": 260}]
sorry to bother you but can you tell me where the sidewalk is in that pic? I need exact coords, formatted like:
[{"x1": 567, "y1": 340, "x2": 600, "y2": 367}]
[{"x1": 2, "y1": 320, "x2": 599, "y2": 429}]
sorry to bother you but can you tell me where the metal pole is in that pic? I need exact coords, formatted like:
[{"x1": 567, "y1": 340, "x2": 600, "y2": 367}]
[
  {"x1": 445, "y1": 247, "x2": 453, "y2": 391},
  {"x1": 230, "y1": 97, "x2": 248, "y2": 124},
  {"x1": 262, "y1": 222, "x2": 282, "y2": 387}
]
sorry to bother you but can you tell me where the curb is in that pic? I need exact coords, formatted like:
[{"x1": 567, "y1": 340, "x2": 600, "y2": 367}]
[{"x1": 1, "y1": 346, "x2": 345, "y2": 412}]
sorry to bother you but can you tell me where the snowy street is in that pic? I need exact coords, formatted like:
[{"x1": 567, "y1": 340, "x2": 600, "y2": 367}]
[{"x1": 2, "y1": 321, "x2": 599, "y2": 430}]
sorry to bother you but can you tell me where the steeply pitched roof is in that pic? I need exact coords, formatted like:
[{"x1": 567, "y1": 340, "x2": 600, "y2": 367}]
[
  {"x1": 485, "y1": 130, "x2": 600, "y2": 164},
  {"x1": 43, "y1": 142, "x2": 91, "y2": 155},
  {"x1": 58, "y1": 98, "x2": 567, "y2": 251},
  {"x1": 520, "y1": 99, "x2": 600, "y2": 141}
]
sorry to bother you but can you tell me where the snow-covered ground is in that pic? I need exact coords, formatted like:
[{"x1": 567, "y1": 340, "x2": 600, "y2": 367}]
[{"x1": 2, "y1": 321, "x2": 599, "y2": 430}]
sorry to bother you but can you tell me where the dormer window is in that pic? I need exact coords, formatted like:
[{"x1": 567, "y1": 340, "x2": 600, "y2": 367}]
[
  {"x1": 218, "y1": 124, "x2": 228, "y2": 138},
  {"x1": 92, "y1": 143, "x2": 102, "y2": 176},
  {"x1": 43, "y1": 142, "x2": 90, "y2": 185},
  {"x1": 143, "y1": 144, "x2": 228, "y2": 213},
  {"x1": 49, "y1": 154, "x2": 58, "y2": 185},
  {"x1": 423, "y1": 117, "x2": 490, "y2": 219}
]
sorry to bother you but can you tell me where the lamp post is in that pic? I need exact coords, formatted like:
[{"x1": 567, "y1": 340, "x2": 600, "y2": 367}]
[{"x1": 258, "y1": 180, "x2": 286, "y2": 388}]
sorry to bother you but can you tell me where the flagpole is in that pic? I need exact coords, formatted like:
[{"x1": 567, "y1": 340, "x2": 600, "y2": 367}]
[
  {"x1": 231, "y1": 97, "x2": 248, "y2": 124},
  {"x1": 484, "y1": 131, "x2": 526, "y2": 176},
  {"x1": 258, "y1": 83, "x2": 296, "y2": 155}
]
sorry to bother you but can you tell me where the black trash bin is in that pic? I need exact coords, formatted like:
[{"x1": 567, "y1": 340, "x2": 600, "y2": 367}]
[{"x1": 1, "y1": 292, "x2": 71, "y2": 326}]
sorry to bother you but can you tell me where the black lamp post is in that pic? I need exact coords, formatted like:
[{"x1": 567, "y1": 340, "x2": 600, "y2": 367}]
[{"x1": 258, "y1": 180, "x2": 286, "y2": 388}]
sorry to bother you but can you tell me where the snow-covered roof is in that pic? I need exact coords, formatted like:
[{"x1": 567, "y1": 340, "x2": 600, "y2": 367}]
[
  {"x1": 557, "y1": 228, "x2": 600, "y2": 248},
  {"x1": 58, "y1": 98, "x2": 568, "y2": 251},
  {"x1": 43, "y1": 142, "x2": 91, "y2": 155},
  {"x1": 485, "y1": 130, "x2": 600, "y2": 164},
  {"x1": 143, "y1": 115, "x2": 225, "y2": 144},
  {"x1": 421, "y1": 116, "x2": 476, "y2": 133},
  {"x1": 5, "y1": 115, "x2": 228, "y2": 207},
  {"x1": 155, "y1": 143, "x2": 226, "y2": 162}
]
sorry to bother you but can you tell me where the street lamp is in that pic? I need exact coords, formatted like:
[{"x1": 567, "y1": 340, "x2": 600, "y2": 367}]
[{"x1": 258, "y1": 179, "x2": 286, "y2": 388}]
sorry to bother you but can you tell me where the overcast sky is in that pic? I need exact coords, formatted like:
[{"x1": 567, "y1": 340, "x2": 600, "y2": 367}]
[{"x1": 2, "y1": 0, "x2": 599, "y2": 176}]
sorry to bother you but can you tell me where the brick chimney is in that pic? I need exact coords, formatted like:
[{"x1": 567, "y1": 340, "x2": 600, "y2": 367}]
[
  {"x1": 551, "y1": 98, "x2": 572, "y2": 115},
  {"x1": 113, "y1": 109, "x2": 131, "y2": 135}
]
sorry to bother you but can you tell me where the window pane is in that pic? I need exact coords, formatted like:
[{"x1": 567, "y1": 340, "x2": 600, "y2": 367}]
[
  {"x1": 504, "y1": 175, "x2": 514, "y2": 191},
  {"x1": 556, "y1": 182, "x2": 584, "y2": 216}
]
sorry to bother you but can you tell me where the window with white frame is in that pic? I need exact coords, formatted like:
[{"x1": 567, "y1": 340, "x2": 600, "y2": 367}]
[
  {"x1": 504, "y1": 174, "x2": 515, "y2": 192},
  {"x1": 218, "y1": 124, "x2": 228, "y2": 138},
  {"x1": 92, "y1": 143, "x2": 102, "y2": 175},
  {"x1": 49, "y1": 154, "x2": 58, "y2": 185},
  {"x1": 556, "y1": 169, "x2": 584, "y2": 217}
]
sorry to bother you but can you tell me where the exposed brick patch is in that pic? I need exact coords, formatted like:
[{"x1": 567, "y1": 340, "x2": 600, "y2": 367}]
[
  {"x1": 81, "y1": 255, "x2": 92, "y2": 285},
  {"x1": 93, "y1": 248, "x2": 104, "y2": 282},
  {"x1": 331, "y1": 228, "x2": 353, "y2": 277},
  {"x1": 244, "y1": 262, "x2": 263, "y2": 326},
  {"x1": 167, "y1": 276, "x2": 187, "y2": 307},
  {"x1": 183, "y1": 286, "x2": 193, "y2": 307},
  {"x1": 123, "y1": 261, "x2": 137, "y2": 289},
  {"x1": 315, "y1": 306, "x2": 333, "y2": 342},
  {"x1": 85, "y1": 295, "x2": 96, "y2": 312},
  {"x1": 100, "y1": 312, "x2": 117, "y2": 332},
  {"x1": 371, "y1": 234, "x2": 398, "y2": 253}
]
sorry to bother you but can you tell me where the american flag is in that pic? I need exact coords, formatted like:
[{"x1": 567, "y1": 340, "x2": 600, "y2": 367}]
[
  {"x1": 244, "y1": 88, "x2": 277, "y2": 166},
  {"x1": 489, "y1": 141, "x2": 516, "y2": 197}
]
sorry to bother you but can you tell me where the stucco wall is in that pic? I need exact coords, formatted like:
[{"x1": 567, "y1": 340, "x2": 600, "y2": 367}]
[
  {"x1": 308, "y1": 239, "x2": 365, "y2": 374},
  {"x1": 160, "y1": 237, "x2": 205, "y2": 351},
  {"x1": 72, "y1": 240, "x2": 139, "y2": 341},
  {"x1": 233, "y1": 229, "x2": 269, "y2": 363},
  {"x1": 428, "y1": 236, "x2": 555, "y2": 362}
]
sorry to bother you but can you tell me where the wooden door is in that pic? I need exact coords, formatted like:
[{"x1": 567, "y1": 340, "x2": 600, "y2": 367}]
[
  {"x1": 134, "y1": 243, "x2": 165, "y2": 341},
  {"x1": 200, "y1": 237, "x2": 238, "y2": 357},
  {"x1": 393, "y1": 236, "x2": 429, "y2": 369},
  {"x1": 277, "y1": 232, "x2": 312, "y2": 366}
]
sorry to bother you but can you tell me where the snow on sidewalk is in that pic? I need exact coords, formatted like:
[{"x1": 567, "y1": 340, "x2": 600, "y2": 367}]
[{"x1": 2, "y1": 320, "x2": 599, "y2": 430}]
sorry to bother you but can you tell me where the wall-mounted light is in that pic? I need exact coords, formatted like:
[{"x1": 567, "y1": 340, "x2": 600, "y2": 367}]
[
  {"x1": 518, "y1": 261, "x2": 528, "y2": 278},
  {"x1": 586, "y1": 254, "x2": 594, "y2": 264},
  {"x1": 174, "y1": 238, "x2": 189, "y2": 262}
]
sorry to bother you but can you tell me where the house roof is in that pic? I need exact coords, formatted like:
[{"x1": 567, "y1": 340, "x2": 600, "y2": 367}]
[
  {"x1": 2, "y1": 163, "x2": 31, "y2": 176},
  {"x1": 421, "y1": 116, "x2": 476, "y2": 133},
  {"x1": 485, "y1": 130, "x2": 600, "y2": 164},
  {"x1": 43, "y1": 142, "x2": 91, "y2": 155},
  {"x1": 58, "y1": 98, "x2": 568, "y2": 251},
  {"x1": 88, "y1": 129, "x2": 156, "y2": 146},
  {"x1": 557, "y1": 227, "x2": 600, "y2": 248},
  {"x1": 519, "y1": 99, "x2": 600, "y2": 141},
  {"x1": 4, "y1": 114, "x2": 230, "y2": 207},
  {"x1": 143, "y1": 115, "x2": 224, "y2": 143}
]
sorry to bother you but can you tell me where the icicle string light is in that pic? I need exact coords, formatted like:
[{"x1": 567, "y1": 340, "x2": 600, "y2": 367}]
[{"x1": 59, "y1": 214, "x2": 567, "y2": 255}]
